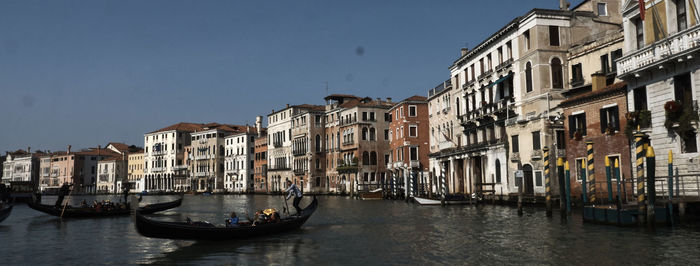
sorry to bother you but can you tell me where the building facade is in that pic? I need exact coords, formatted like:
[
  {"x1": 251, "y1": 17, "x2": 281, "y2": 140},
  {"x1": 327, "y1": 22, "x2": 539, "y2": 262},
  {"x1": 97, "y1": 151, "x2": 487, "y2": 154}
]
[
  {"x1": 143, "y1": 122, "x2": 200, "y2": 193},
  {"x1": 224, "y1": 128, "x2": 257, "y2": 193},
  {"x1": 291, "y1": 105, "x2": 326, "y2": 193},
  {"x1": 127, "y1": 151, "x2": 144, "y2": 192},
  {"x1": 97, "y1": 156, "x2": 127, "y2": 194},
  {"x1": 387, "y1": 96, "x2": 430, "y2": 198},
  {"x1": 254, "y1": 116, "x2": 269, "y2": 193}
]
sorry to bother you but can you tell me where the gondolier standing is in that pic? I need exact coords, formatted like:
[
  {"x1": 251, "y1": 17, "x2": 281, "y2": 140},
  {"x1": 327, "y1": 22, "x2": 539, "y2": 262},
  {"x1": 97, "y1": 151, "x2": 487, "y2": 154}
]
[
  {"x1": 55, "y1": 183, "x2": 72, "y2": 208},
  {"x1": 285, "y1": 180, "x2": 303, "y2": 215}
]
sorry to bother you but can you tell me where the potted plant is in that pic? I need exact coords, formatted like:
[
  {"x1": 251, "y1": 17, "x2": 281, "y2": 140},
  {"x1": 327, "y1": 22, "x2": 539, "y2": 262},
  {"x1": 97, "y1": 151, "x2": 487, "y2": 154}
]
[
  {"x1": 573, "y1": 129, "x2": 584, "y2": 140},
  {"x1": 604, "y1": 126, "x2": 615, "y2": 135}
]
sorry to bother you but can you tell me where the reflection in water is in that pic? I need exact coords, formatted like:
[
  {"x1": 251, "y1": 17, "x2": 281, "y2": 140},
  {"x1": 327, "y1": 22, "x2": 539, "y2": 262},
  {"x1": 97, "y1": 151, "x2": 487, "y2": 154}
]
[{"x1": 2, "y1": 195, "x2": 700, "y2": 265}]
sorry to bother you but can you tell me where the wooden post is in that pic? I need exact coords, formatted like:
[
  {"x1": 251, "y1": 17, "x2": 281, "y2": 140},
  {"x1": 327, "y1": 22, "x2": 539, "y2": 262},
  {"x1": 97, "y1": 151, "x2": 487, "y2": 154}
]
[
  {"x1": 586, "y1": 141, "x2": 596, "y2": 205},
  {"x1": 605, "y1": 156, "x2": 613, "y2": 204},
  {"x1": 544, "y1": 147, "x2": 552, "y2": 217},
  {"x1": 614, "y1": 159, "x2": 622, "y2": 210},
  {"x1": 646, "y1": 146, "x2": 656, "y2": 226},
  {"x1": 581, "y1": 160, "x2": 588, "y2": 206},
  {"x1": 634, "y1": 132, "x2": 647, "y2": 225},
  {"x1": 557, "y1": 158, "x2": 566, "y2": 219},
  {"x1": 668, "y1": 150, "x2": 674, "y2": 225},
  {"x1": 564, "y1": 161, "x2": 572, "y2": 214}
]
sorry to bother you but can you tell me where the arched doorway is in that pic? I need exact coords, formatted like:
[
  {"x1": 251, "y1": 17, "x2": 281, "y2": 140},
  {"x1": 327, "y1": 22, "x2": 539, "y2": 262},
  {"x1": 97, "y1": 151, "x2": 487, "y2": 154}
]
[{"x1": 523, "y1": 164, "x2": 534, "y2": 195}]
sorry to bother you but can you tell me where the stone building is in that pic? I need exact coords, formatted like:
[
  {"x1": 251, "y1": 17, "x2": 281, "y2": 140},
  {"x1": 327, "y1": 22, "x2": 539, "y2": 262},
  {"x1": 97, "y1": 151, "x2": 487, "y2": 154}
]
[
  {"x1": 2, "y1": 149, "x2": 41, "y2": 188},
  {"x1": 291, "y1": 105, "x2": 326, "y2": 193},
  {"x1": 97, "y1": 155, "x2": 127, "y2": 194},
  {"x1": 253, "y1": 116, "x2": 269, "y2": 193},
  {"x1": 224, "y1": 127, "x2": 257, "y2": 193},
  {"x1": 144, "y1": 122, "x2": 201, "y2": 193},
  {"x1": 189, "y1": 123, "x2": 251, "y2": 193},
  {"x1": 387, "y1": 96, "x2": 430, "y2": 198},
  {"x1": 127, "y1": 150, "x2": 144, "y2": 192},
  {"x1": 617, "y1": 0, "x2": 700, "y2": 177},
  {"x1": 427, "y1": 79, "x2": 460, "y2": 195}
]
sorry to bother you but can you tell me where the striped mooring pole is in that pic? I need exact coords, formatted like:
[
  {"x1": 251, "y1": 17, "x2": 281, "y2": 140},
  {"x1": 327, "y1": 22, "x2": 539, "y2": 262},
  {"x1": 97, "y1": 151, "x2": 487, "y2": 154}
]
[
  {"x1": 391, "y1": 172, "x2": 396, "y2": 199},
  {"x1": 544, "y1": 147, "x2": 552, "y2": 217},
  {"x1": 557, "y1": 157, "x2": 566, "y2": 218},
  {"x1": 409, "y1": 171, "x2": 414, "y2": 198},
  {"x1": 586, "y1": 140, "x2": 596, "y2": 204},
  {"x1": 440, "y1": 167, "x2": 447, "y2": 199},
  {"x1": 634, "y1": 131, "x2": 647, "y2": 225}
]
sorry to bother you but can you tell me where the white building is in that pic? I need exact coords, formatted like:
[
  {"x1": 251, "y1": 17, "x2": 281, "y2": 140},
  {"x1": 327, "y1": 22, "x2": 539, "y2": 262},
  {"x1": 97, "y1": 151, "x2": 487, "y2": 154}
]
[
  {"x1": 224, "y1": 129, "x2": 257, "y2": 193},
  {"x1": 2, "y1": 149, "x2": 41, "y2": 186},
  {"x1": 617, "y1": 0, "x2": 700, "y2": 174},
  {"x1": 143, "y1": 123, "x2": 199, "y2": 193},
  {"x1": 97, "y1": 156, "x2": 127, "y2": 194},
  {"x1": 267, "y1": 105, "x2": 296, "y2": 193}
]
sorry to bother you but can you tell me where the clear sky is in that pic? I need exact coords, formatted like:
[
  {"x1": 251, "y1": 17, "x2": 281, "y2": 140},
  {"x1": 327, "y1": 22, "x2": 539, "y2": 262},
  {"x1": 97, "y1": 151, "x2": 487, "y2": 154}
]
[{"x1": 0, "y1": 0, "x2": 581, "y2": 153}]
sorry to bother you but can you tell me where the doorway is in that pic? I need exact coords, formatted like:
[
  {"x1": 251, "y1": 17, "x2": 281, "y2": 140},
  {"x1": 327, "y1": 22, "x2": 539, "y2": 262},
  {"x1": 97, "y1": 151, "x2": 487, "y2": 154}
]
[{"x1": 523, "y1": 164, "x2": 534, "y2": 195}]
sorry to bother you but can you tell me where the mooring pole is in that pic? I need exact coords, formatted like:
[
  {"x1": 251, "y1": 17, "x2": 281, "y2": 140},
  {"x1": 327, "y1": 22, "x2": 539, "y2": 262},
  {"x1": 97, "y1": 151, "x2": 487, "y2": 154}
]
[
  {"x1": 440, "y1": 167, "x2": 446, "y2": 206},
  {"x1": 517, "y1": 162, "x2": 523, "y2": 216},
  {"x1": 614, "y1": 159, "x2": 622, "y2": 210},
  {"x1": 557, "y1": 158, "x2": 566, "y2": 219},
  {"x1": 634, "y1": 131, "x2": 647, "y2": 225},
  {"x1": 564, "y1": 161, "x2": 571, "y2": 214},
  {"x1": 544, "y1": 147, "x2": 552, "y2": 217},
  {"x1": 646, "y1": 146, "x2": 656, "y2": 226},
  {"x1": 581, "y1": 160, "x2": 588, "y2": 206},
  {"x1": 586, "y1": 141, "x2": 596, "y2": 205},
  {"x1": 668, "y1": 150, "x2": 674, "y2": 225},
  {"x1": 605, "y1": 156, "x2": 613, "y2": 204}
]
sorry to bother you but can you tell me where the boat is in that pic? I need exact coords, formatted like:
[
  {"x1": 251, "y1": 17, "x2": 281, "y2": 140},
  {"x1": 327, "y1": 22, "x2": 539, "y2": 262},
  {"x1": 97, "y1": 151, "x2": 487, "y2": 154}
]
[
  {"x1": 414, "y1": 196, "x2": 472, "y2": 205},
  {"x1": 136, "y1": 196, "x2": 184, "y2": 214},
  {"x1": 27, "y1": 197, "x2": 183, "y2": 218},
  {"x1": 359, "y1": 188, "x2": 383, "y2": 200},
  {"x1": 135, "y1": 196, "x2": 318, "y2": 240},
  {"x1": 0, "y1": 204, "x2": 13, "y2": 223}
]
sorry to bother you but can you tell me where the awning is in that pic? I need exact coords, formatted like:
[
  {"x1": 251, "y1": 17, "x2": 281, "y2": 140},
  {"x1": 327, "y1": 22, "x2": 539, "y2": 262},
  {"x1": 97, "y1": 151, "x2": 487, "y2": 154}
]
[{"x1": 487, "y1": 73, "x2": 512, "y2": 88}]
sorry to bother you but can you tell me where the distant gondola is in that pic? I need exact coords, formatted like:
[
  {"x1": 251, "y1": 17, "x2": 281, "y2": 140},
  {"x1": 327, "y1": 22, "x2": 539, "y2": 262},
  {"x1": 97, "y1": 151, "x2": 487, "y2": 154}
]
[
  {"x1": 27, "y1": 196, "x2": 183, "y2": 218},
  {"x1": 0, "y1": 204, "x2": 13, "y2": 223},
  {"x1": 135, "y1": 197, "x2": 318, "y2": 241}
]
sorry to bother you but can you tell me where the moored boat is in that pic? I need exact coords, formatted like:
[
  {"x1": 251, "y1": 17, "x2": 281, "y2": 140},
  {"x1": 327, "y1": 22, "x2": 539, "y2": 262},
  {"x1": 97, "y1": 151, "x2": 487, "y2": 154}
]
[
  {"x1": 414, "y1": 196, "x2": 472, "y2": 205},
  {"x1": 0, "y1": 204, "x2": 13, "y2": 223},
  {"x1": 27, "y1": 196, "x2": 183, "y2": 218},
  {"x1": 135, "y1": 197, "x2": 318, "y2": 241},
  {"x1": 359, "y1": 188, "x2": 383, "y2": 200},
  {"x1": 136, "y1": 196, "x2": 184, "y2": 214}
]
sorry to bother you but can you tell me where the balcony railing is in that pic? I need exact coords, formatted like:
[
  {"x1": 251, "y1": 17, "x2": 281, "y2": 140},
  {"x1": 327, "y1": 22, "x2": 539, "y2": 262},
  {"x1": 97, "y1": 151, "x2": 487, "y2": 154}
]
[
  {"x1": 173, "y1": 165, "x2": 188, "y2": 170},
  {"x1": 428, "y1": 79, "x2": 452, "y2": 97},
  {"x1": 293, "y1": 169, "x2": 306, "y2": 176},
  {"x1": 194, "y1": 172, "x2": 209, "y2": 177},
  {"x1": 409, "y1": 160, "x2": 420, "y2": 168},
  {"x1": 292, "y1": 149, "x2": 307, "y2": 156},
  {"x1": 151, "y1": 167, "x2": 164, "y2": 172},
  {"x1": 618, "y1": 25, "x2": 700, "y2": 76},
  {"x1": 152, "y1": 150, "x2": 166, "y2": 156},
  {"x1": 195, "y1": 154, "x2": 212, "y2": 160},
  {"x1": 495, "y1": 58, "x2": 513, "y2": 72}
]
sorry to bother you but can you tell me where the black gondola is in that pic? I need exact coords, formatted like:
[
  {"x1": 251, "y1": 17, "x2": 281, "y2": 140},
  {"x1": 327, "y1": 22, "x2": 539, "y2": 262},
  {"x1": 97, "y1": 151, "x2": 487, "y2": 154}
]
[
  {"x1": 135, "y1": 197, "x2": 318, "y2": 240},
  {"x1": 0, "y1": 204, "x2": 13, "y2": 223},
  {"x1": 27, "y1": 196, "x2": 183, "y2": 218}
]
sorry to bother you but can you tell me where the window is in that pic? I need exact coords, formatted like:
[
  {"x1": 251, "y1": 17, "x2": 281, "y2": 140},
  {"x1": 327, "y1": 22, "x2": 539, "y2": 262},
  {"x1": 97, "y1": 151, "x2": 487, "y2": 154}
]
[
  {"x1": 362, "y1": 128, "x2": 368, "y2": 141},
  {"x1": 363, "y1": 173, "x2": 369, "y2": 182},
  {"x1": 487, "y1": 54, "x2": 492, "y2": 70},
  {"x1": 506, "y1": 41, "x2": 512, "y2": 59},
  {"x1": 677, "y1": 0, "x2": 687, "y2": 31},
  {"x1": 575, "y1": 158, "x2": 586, "y2": 181},
  {"x1": 568, "y1": 113, "x2": 587, "y2": 138},
  {"x1": 600, "y1": 106, "x2": 620, "y2": 132},
  {"x1": 384, "y1": 129, "x2": 389, "y2": 140},
  {"x1": 495, "y1": 160, "x2": 502, "y2": 183},
  {"x1": 409, "y1": 147, "x2": 418, "y2": 161},
  {"x1": 470, "y1": 65, "x2": 475, "y2": 81},
  {"x1": 551, "y1": 58, "x2": 563, "y2": 89},
  {"x1": 681, "y1": 131, "x2": 698, "y2": 153},
  {"x1": 674, "y1": 73, "x2": 693, "y2": 107},
  {"x1": 479, "y1": 58, "x2": 484, "y2": 75},
  {"x1": 610, "y1": 49, "x2": 622, "y2": 73},
  {"x1": 362, "y1": 152, "x2": 369, "y2": 165},
  {"x1": 535, "y1": 171, "x2": 543, "y2": 187},
  {"x1": 385, "y1": 113, "x2": 392, "y2": 122},
  {"x1": 601, "y1": 54, "x2": 610, "y2": 74},
  {"x1": 532, "y1": 131, "x2": 541, "y2": 150},
  {"x1": 598, "y1": 2, "x2": 608, "y2": 16},
  {"x1": 497, "y1": 47, "x2": 503, "y2": 64},
  {"x1": 549, "y1": 26, "x2": 559, "y2": 46},
  {"x1": 511, "y1": 135, "x2": 519, "y2": 153},
  {"x1": 362, "y1": 112, "x2": 368, "y2": 121},
  {"x1": 525, "y1": 62, "x2": 533, "y2": 92},
  {"x1": 409, "y1": 125, "x2": 418, "y2": 137},
  {"x1": 408, "y1": 105, "x2": 417, "y2": 117},
  {"x1": 369, "y1": 128, "x2": 376, "y2": 141},
  {"x1": 524, "y1": 30, "x2": 530, "y2": 50},
  {"x1": 571, "y1": 63, "x2": 583, "y2": 85},
  {"x1": 369, "y1": 112, "x2": 375, "y2": 121},
  {"x1": 370, "y1": 151, "x2": 377, "y2": 165},
  {"x1": 635, "y1": 18, "x2": 644, "y2": 49},
  {"x1": 315, "y1": 135, "x2": 321, "y2": 152},
  {"x1": 633, "y1": 86, "x2": 648, "y2": 111},
  {"x1": 555, "y1": 130, "x2": 566, "y2": 149}
]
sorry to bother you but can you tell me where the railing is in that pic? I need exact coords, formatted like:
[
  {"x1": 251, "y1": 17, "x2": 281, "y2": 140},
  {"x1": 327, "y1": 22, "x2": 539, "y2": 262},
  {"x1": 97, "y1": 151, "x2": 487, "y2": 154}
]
[
  {"x1": 617, "y1": 25, "x2": 700, "y2": 76},
  {"x1": 570, "y1": 78, "x2": 584, "y2": 87},
  {"x1": 495, "y1": 58, "x2": 513, "y2": 72},
  {"x1": 173, "y1": 165, "x2": 188, "y2": 170},
  {"x1": 268, "y1": 165, "x2": 290, "y2": 171},
  {"x1": 428, "y1": 79, "x2": 452, "y2": 97},
  {"x1": 342, "y1": 140, "x2": 354, "y2": 146},
  {"x1": 409, "y1": 160, "x2": 420, "y2": 168},
  {"x1": 194, "y1": 172, "x2": 208, "y2": 177},
  {"x1": 478, "y1": 70, "x2": 493, "y2": 81},
  {"x1": 292, "y1": 149, "x2": 307, "y2": 156},
  {"x1": 194, "y1": 154, "x2": 212, "y2": 160},
  {"x1": 151, "y1": 167, "x2": 164, "y2": 172},
  {"x1": 293, "y1": 169, "x2": 306, "y2": 176},
  {"x1": 152, "y1": 150, "x2": 166, "y2": 156},
  {"x1": 273, "y1": 142, "x2": 283, "y2": 148},
  {"x1": 386, "y1": 162, "x2": 393, "y2": 170}
]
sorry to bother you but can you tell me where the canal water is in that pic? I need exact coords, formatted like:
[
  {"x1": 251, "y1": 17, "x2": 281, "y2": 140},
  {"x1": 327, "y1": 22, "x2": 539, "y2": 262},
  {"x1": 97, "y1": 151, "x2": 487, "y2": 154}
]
[{"x1": 1, "y1": 195, "x2": 700, "y2": 265}]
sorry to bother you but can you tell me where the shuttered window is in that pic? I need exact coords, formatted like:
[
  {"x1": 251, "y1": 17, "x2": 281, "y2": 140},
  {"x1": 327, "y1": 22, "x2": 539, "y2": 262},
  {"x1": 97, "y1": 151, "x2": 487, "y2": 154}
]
[{"x1": 600, "y1": 106, "x2": 620, "y2": 133}]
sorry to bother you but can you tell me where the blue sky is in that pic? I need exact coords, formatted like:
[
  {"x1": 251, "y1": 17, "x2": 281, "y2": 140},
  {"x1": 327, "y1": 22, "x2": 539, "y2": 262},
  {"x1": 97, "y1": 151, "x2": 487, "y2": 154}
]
[{"x1": 0, "y1": 0, "x2": 579, "y2": 153}]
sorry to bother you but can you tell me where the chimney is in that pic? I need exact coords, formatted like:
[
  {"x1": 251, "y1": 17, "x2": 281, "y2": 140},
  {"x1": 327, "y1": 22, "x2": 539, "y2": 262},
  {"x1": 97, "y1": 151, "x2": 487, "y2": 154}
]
[
  {"x1": 68, "y1": 145, "x2": 72, "y2": 154},
  {"x1": 591, "y1": 72, "x2": 606, "y2": 91},
  {"x1": 386, "y1": 97, "x2": 392, "y2": 102},
  {"x1": 286, "y1": 104, "x2": 290, "y2": 108},
  {"x1": 559, "y1": 0, "x2": 570, "y2": 10},
  {"x1": 256, "y1": 116, "x2": 263, "y2": 137},
  {"x1": 27, "y1": 146, "x2": 30, "y2": 153},
  {"x1": 461, "y1": 48, "x2": 468, "y2": 56}
]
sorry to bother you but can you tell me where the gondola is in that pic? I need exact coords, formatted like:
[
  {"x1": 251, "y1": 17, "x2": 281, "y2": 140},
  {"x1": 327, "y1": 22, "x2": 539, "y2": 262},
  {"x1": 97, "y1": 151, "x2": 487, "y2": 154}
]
[
  {"x1": 0, "y1": 204, "x2": 13, "y2": 223},
  {"x1": 136, "y1": 196, "x2": 183, "y2": 214},
  {"x1": 135, "y1": 196, "x2": 318, "y2": 240},
  {"x1": 27, "y1": 196, "x2": 183, "y2": 218}
]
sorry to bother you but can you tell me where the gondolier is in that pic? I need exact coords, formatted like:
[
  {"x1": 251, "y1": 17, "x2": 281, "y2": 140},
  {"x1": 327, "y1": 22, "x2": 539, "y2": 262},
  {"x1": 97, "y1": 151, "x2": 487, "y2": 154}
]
[
  {"x1": 285, "y1": 180, "x2": 303, "y2": 215},
  {"x1": 55, "y1": 183, "x2": 72, "y2": 208}
]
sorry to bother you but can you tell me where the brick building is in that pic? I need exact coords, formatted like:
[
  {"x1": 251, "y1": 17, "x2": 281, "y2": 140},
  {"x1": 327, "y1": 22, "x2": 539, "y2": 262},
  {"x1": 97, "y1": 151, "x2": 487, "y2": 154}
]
[{"x1": 387, "y1": 95, "x2": 430, "y2": 198}]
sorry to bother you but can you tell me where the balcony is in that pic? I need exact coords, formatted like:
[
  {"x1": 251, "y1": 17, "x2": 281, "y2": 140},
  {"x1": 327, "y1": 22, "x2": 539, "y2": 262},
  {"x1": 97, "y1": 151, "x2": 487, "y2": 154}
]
[
  {"x1": 428, "y1": 79, "x2": 452, "y2": 97},
  {"x1": 495, "y1": 58, "x2": 513, "y2": 72},
  {"x1": 438, "y1": 141, "x2": 453, "y2": 150},
  {"x1": 570, "y1": 78, "x2": 584, "y2": 88},
  {"x1": 152, "y1": 150, "x2": 166, "y2": 156},
  {"x1": 477, "y1": 70, "x2": 493, "y2": 82},
  {"x1": 462, "y1": 80, "x2": 476, "y2": 89},
  {"x1": 268, "y1": 165, "x2": 290, "y2": 171},
  {"x1": 194, "y1": 172, "x2": 208, "y2": 177},
  {"x1": 342, "y1": 140, "x2": 354, "y2": 146},
  {"x1": 173, "y1": 165, "x2": 188, "y2": 170},
  {"x1": 618, "y1": 25, "x2": 700, "y2": 77},
  {"x1": 510, "y1": 152, "x2": 520, "y2": 162},
  {"x1": 272, "y1": 142, "x2": 283, "y2": 148},
  {"x1": 531, "y1": 150, "x2": 542, "y2": 160},
  {"x1": 195, "y1": 154, "x2": 212, "y2": 160},
  {"x1": 293, "y1": 169, "x2": 306, "y2": 176},
  {"x1": 409, "y1": 160, "x2": 420, "y2": 168},
  {"x1": 151, "y1": 167, "x2": 164, "y2": 172},
  {"x1": 99, "y1": 174, "x2": 110, "y2": 182},
  {"x1": 292, "y1": 149, "x2": 307, "y2": 156}
]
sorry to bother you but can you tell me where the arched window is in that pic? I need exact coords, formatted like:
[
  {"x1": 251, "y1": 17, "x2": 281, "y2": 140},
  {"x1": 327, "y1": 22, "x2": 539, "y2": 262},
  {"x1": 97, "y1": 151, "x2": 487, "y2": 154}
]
[
  {"x1": 369, "y1": 128, "x2": 376, "y2": 141},
  {"x1": 370, "y1": 151, "x2": 377, "y2": 165},
  {"x1": 315, "y1": 134, "x2": 321, "y2": 152},
  {"x1": 362, "y1": 128, "x2": 369, "y2": 140},
  {"x1": 525, "y1": 62, "x2": 533, "y2": 92},
  {"x1": 362, "y1": 151, "x2": 370, "y2": 165},
  {"x1": 495, "y1": 159, "x2": 501, "y2": 183},
  {"x1": 551, "y1": 58, "x2": 563, "y2": 89},
  {"x1": 456, "y1": 97, "x2": 461, "y2": 116}
]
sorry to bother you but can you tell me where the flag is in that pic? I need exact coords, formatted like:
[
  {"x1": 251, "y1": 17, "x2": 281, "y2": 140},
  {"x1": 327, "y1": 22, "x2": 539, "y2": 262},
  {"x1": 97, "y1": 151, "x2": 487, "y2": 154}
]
[{"x1": 639, "y1": 0, "x2": 646, "y2": 20}]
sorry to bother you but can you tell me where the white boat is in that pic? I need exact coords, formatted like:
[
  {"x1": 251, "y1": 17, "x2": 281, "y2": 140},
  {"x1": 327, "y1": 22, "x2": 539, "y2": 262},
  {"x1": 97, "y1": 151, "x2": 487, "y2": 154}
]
[{"x1": 413, "y1": 196, "x2": 472, "y2": 205}]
